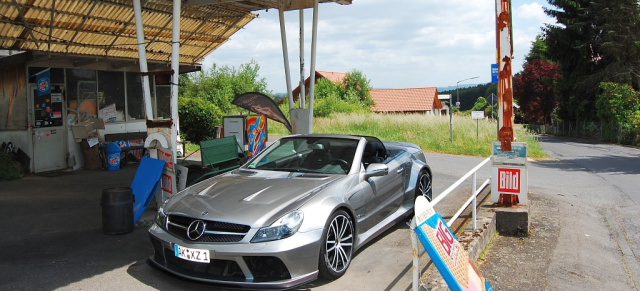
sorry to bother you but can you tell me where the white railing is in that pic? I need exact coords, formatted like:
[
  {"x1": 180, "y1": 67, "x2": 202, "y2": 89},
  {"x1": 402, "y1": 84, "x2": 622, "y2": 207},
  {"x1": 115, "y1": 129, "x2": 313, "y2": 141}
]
[{"x1": 411, "y1": 156, "x2": 491, "y2": 291}]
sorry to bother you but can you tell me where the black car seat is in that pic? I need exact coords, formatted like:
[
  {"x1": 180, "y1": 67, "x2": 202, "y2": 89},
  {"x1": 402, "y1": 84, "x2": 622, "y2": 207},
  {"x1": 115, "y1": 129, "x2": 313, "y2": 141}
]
[
  {"x1": 362, "y1": 142, "x2": 383, "y2": 168},
  {"x1": 303, "y1": 140, "x2": 332, "y2": 169}
]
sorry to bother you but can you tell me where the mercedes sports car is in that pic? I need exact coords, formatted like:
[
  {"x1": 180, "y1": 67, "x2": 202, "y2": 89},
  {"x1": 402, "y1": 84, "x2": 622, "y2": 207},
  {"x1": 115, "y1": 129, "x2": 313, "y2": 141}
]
[{"x1": 148, "y1": 134, "x2": 432, "y2": 288}]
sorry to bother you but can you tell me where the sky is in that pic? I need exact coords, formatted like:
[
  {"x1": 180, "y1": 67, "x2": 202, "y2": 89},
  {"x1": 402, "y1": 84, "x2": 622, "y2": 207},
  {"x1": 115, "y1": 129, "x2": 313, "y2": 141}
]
[{"x1": 202, "y1": 0, "x2": 556, "y2": 93}]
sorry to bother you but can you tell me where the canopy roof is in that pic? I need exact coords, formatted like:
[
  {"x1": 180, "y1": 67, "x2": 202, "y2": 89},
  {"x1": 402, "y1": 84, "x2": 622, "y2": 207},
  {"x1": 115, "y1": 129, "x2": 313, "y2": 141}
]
[{"x1": 0, "y1": 0, "x2": 350, "y2": 70}]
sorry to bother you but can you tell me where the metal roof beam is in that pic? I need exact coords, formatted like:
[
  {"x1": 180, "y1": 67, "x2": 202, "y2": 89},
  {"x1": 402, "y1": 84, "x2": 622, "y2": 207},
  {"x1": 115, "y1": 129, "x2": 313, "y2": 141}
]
[{"x1": 10, "y1": 0, "x2": 39, "y2": 50}]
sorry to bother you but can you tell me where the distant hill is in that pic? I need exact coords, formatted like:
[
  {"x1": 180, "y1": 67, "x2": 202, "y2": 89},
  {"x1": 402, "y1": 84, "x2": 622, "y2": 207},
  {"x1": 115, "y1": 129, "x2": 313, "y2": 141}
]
[
  {"x1": 439, "y1": 83, "x2": 498, "y2": 111},
  {"x1": 437, "y1": 84, "x2": 479, "y2": 92}
]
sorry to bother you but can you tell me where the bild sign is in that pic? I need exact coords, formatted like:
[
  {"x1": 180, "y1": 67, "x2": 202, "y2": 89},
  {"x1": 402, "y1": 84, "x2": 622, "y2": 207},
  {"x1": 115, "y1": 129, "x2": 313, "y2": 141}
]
[
  {"x1": 491, "y1": 166, "x2": 528, "y2": 204},
  {"x1": 498, "y1": 168, "x2": 520, "y2": 193}
]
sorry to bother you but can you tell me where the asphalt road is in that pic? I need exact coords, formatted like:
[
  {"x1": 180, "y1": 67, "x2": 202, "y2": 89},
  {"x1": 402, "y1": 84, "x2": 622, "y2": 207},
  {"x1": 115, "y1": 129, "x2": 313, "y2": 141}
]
[{"x1": 480, "y1": 136, "x2": 640, "y2": 290}]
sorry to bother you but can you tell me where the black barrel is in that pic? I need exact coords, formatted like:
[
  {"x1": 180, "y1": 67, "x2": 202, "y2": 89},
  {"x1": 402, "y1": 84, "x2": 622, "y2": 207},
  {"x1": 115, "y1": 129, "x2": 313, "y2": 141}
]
[{"x1": 101, "y1": 187, "x2": 134, "y2": 234}]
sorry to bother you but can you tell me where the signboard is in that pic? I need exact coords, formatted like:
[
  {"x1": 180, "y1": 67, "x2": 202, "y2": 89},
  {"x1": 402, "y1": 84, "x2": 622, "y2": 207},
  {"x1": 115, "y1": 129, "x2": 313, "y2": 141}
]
[
  {"x1": 455, "y1": 101, "x2": 461, "y2": 108},
  {"x1": 157, "y1": 146, "x2": 176, "y2": 198},
  {"x1": 491, "y1": 141, "x2": 527, "y2": 166},
  {"x1": 414, "y1": 196, "x2": 493, "y2": 291},
  {"x1": 491, "y1": 64, "x2": 498, "y2": 84},
  {"x1": 472, "y1": 111, "x2": 484, "y2": 120},
  {"x1": 491, "y1": 165, "x2": 528, "y2": 204},
  {"x1": 491, "y1": 141, "x2": 528, "y2": 204}
]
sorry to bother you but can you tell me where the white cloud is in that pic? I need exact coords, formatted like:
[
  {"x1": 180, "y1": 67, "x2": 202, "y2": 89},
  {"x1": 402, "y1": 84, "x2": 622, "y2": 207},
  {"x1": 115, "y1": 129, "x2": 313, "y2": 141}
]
[{"x1": 203, "y1": 0, "x2": 553, "y2": 93}]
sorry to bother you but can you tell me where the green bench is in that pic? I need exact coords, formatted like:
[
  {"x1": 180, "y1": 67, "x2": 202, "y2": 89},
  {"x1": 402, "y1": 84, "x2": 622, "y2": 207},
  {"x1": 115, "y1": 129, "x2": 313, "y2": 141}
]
[{"x1": 186, "y1": 136, "x2": 244, "y2": 186}]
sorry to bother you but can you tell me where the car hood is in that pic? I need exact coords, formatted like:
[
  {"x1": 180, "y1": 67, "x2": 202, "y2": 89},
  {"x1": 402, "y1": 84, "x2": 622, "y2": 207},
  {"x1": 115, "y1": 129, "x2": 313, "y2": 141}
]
[{"x1": 164, "y1": 170, "x2": 343, "y2": 227}]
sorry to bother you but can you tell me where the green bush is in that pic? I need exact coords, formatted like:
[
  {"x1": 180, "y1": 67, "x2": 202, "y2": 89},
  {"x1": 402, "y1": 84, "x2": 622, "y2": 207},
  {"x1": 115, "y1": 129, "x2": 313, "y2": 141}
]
[
  {"x1": 631, "y1": 111, "x2": 640, "y2": 145},
  {"x1": 0, "y1": 152, "x2": 21, "y2": 180},
  {"x1": 178, "y1": 97, "x2": 223, "y2": 144}
]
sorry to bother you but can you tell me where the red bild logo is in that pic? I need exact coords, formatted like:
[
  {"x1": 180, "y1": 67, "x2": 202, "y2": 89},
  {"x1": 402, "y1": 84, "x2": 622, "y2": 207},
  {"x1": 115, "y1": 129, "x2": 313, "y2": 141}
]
[{"x1": 498, "y1": 168, "x2": 520, "y2": 193}]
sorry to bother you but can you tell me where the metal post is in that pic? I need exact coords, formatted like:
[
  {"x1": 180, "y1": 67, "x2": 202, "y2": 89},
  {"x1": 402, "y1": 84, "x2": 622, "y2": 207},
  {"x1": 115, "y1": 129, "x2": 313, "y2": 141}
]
[
  {"x1": 308, "y1": 0, "x2": 319, "y2": 133},
  {"x1": 411, "y1": 218, "x2": 420, "y2": 291},
  {"x1": 449, "y1": 94, "x2": 453, "y2": 144},
  {"x1": 170, "y1": 0, "x2": 181, "y2": 163},
  {"x1": 132, "y1": 0, "x2": 153, "y2": 119},
  {"x1": 299, "y1": 9, "x2": 306, "y2": 109},
  {"x1": 278, "y1": 5, "x2": 294, "y2": 111},
  {"x1": 472, "y1": 172, "x2": 477, "y2": 229}
]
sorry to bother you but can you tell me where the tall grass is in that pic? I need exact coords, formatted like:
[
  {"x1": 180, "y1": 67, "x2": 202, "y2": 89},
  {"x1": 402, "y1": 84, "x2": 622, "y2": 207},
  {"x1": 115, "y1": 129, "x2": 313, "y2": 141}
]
[{"x1": 268, "y1": 113, "x2": 547, "y2": 158}]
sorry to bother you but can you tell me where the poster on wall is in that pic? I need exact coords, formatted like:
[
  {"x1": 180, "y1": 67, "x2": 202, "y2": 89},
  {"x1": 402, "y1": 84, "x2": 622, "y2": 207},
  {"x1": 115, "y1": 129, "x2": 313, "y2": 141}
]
[
  {"x1": 33, "y1": 69, "x2": 63, "y2": 128},
  {"x1": 246, "y1": 115, "x2": 267, "y2": 157}
]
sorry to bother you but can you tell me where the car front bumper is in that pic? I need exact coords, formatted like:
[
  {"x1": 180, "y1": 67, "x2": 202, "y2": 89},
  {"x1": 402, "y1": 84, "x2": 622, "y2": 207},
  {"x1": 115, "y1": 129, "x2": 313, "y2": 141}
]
[{"x1": 148, "y1": 224, "x2": 323, "y2": 289}]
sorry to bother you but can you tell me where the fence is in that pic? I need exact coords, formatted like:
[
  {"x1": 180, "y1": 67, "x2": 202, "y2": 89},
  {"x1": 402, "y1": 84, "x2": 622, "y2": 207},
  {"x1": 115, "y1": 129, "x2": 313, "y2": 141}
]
[
  {"x1": 526, "y1": 121, "x2": 638, "y2": 145},
  {"x1": 410, "y1": 157, "x2": 491, "y2": 291}
]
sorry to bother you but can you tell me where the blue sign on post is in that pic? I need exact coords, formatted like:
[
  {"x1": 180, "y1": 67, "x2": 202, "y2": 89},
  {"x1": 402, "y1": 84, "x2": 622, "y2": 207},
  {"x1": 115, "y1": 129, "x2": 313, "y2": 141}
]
[{"x1": 491, "y1": 64, "x2": 498, "y2": 84}]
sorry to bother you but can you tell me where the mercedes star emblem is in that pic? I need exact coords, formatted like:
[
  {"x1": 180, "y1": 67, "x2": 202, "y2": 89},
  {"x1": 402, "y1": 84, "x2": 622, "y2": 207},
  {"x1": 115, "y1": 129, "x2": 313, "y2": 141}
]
[{"x1": 187, "y1": 220, "x2": 206, "y2": 240}]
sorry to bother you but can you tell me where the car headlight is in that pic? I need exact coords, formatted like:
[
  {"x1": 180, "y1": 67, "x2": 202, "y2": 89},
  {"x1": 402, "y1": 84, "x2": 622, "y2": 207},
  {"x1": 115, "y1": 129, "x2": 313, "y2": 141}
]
[
  {"x1": 251, "y1": 211, "x2": 304, "y2": 243},
  {"x1": 155, "y1": 206, "x2": 167, "y2": 230}
]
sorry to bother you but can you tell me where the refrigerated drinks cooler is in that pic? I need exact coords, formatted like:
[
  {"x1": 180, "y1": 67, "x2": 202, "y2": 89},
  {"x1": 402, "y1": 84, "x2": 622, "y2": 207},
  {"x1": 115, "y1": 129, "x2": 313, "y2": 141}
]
[{"x1": 222, "y1": 115, "x2": 268, "y2": 157}]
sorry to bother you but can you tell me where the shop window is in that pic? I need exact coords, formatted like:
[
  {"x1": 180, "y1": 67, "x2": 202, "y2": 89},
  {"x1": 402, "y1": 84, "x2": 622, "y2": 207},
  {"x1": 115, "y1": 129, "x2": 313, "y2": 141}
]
[
  {"x1": 98, "y1": 71, "x2": 125, "y2": 123},
  {"x1": 126, "y1": 72, "x2": 148, "y2": 121},
  {"x1": 65, "y1": 69, "x2": 97, "y2": 124},
  {"x1": 155, "y1": 85, "x2": 171, "y2": 119}
]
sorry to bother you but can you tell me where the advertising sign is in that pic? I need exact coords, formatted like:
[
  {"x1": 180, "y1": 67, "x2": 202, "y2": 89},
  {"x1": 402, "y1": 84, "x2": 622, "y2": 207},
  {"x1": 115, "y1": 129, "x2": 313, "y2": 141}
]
[
  {"x1": 491, "y1": 64, "x2": 498, "y2": 84},
  {"x1": 157, "y1": 146, "x2": 176, "y2": 197},
  {"x1": 414, "y1": 196, "x2": 493, "y2": 291},
  {"x1": 491, "y1": 166, "x2": 528, "y2": 204}
]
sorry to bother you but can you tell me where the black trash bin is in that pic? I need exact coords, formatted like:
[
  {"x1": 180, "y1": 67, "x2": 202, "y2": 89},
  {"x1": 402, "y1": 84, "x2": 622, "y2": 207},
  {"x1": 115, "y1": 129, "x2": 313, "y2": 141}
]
[{"x1": 101, "y1": 187, "x2": 134, "y2": 234}]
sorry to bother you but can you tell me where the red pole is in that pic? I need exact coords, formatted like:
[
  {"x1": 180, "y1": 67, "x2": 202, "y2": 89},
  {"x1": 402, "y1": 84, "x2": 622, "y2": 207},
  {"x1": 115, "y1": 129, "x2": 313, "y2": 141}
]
[{"x1": 496, "y1": 0, "x2": 513, "y2": 152}]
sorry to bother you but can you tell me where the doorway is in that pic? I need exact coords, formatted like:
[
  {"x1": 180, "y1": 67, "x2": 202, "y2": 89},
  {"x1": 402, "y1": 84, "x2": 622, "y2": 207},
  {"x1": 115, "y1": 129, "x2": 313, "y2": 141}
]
[{"x1": 30, "y1": 83, "x2": 67, "y2": 172}]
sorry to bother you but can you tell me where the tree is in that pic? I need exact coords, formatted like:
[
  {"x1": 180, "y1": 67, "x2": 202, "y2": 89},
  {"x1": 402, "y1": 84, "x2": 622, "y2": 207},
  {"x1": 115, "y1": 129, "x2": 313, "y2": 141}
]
[
  {"x1": 341, "y1": 70, "x2": 373, "y2": 106},
  {"x1": 525, "y1": 35, "x2": 548, "y2": 63},
  {"x1": 544, "y1": 0, "x2": 640, "y2": 121},
  {"x1": 513, "y1": 59, "x2": 560, "y2": 124},
  {"x1": 306, "y1": 70, "x2": 373, "y2": 117},
  {"x1": 470, "y1": 97, "x2": 488, "y2": 112},
  {"x1": 179, "y1": 60, "x2": 270, "y2": 113},
  {"x1": 596, "y1": 82, "x2": 639, "y2": 126},
  {"x1": 178, "y1": 97, "x2": 223, "y2": 144},
  {"x1": 178, "y1": 61, "x2": 271, "y2": 142}
]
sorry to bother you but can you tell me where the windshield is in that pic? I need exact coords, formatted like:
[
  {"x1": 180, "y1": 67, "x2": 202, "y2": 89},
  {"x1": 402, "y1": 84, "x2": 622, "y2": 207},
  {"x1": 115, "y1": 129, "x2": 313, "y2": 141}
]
[{"x1": 246, "y1": 136, "x2": 359, "y2": 174}]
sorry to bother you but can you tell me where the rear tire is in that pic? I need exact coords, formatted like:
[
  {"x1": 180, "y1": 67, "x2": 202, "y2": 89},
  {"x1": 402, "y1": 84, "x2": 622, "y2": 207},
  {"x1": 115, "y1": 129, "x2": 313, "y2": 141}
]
[
  {"x1": 318, "y1": 210, "x2": 354, "y2": 280},
  {"x1": 415, "y1": 169, "x2": 432, "y2": 202}
]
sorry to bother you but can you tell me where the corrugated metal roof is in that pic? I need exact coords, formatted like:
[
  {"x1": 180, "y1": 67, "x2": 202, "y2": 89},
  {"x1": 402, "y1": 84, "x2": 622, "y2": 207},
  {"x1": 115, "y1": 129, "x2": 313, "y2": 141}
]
[
  {"x1": 0, "y1": 0, "x2": 351, "y2": 67},
  {"x1": 370, "y1": 87, "x2": 442, "y2": 113}
]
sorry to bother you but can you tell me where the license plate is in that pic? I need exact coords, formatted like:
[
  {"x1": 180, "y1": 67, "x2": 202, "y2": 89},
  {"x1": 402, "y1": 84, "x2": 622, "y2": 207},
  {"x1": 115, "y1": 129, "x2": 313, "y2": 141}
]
[{"x1": 174, "y1": 244, "x2": 210, "y2": 263}]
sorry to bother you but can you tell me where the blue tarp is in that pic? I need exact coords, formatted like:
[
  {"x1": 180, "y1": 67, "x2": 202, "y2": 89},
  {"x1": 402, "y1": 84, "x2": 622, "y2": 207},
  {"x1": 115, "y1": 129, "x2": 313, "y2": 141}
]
[{"x1": 131, "y1": 156, "x2": 165, "y2": 224}]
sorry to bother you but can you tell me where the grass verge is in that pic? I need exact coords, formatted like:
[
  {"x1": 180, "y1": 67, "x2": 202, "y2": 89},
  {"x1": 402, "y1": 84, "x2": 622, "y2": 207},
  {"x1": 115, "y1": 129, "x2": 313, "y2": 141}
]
[{"x1": 268, "y1": 113, "x2": 548, "y2": 158}]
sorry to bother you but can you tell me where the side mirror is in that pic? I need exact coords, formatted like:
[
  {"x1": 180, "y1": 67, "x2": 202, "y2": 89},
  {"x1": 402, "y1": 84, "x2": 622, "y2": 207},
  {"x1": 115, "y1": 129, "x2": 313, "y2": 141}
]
[{"x1": 364, "y1": 163, "x2": 388, "y2": 179}]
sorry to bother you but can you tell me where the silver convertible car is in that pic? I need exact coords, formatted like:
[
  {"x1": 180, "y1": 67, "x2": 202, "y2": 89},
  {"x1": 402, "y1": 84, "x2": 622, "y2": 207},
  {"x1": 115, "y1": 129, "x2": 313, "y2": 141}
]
[{"x1": 148, "y1": 134, "x2": 432, "y2": 288}]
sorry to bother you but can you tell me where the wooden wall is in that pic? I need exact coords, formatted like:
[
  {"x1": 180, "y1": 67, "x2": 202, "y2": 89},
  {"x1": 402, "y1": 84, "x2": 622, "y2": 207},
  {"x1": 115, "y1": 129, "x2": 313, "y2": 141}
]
[{"x1": 0, "y1": 64, "x2": 27, "y2": 130}]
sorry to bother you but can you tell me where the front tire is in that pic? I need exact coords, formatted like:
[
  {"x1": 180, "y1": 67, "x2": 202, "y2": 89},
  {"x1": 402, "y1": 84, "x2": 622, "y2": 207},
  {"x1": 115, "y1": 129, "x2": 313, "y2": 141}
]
[
  {"x1": 416, "y1": 169, "x2": 432, "y2": 201},
  {"x1": 318, "y1": 210, "x2": 354, "y2": 280}
]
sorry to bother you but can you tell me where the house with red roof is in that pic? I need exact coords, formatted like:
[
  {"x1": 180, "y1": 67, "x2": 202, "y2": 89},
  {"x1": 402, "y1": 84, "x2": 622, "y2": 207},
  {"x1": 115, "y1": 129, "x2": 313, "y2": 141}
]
[
  {"x1": 293, "y1": 70, "x2": 443, "y2": 115},
  {"x1": 370, "y1": 87, "x2": 443, "y2": 115},
  {"x1": 291, "y1": 71, "x2": 347, "y2": 102}
]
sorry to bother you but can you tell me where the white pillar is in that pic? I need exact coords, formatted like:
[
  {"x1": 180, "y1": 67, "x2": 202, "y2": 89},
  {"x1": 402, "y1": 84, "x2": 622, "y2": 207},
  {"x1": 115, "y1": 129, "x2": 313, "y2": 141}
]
[
  {"x1": 299, "y1": 9, "x2": 306, "y2": 109},
  {"x1": 308, "y1": 0, "x2": 319, "y2": 134},
  {"x1": 170, "y1": 0, "x2": 181, "y2": 163},
  {"x1": 278, "y1": 5, "x2": 295, "y2": 111},
  {"x1": 132, "y1": 0, "x2": 153, "y2": 119}
]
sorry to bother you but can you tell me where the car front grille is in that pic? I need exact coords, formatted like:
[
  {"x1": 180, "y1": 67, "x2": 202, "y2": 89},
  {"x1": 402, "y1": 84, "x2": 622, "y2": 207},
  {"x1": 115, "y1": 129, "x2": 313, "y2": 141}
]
[{"x1": 167, "y1": 214, "x2": 250, "y2": 243}]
